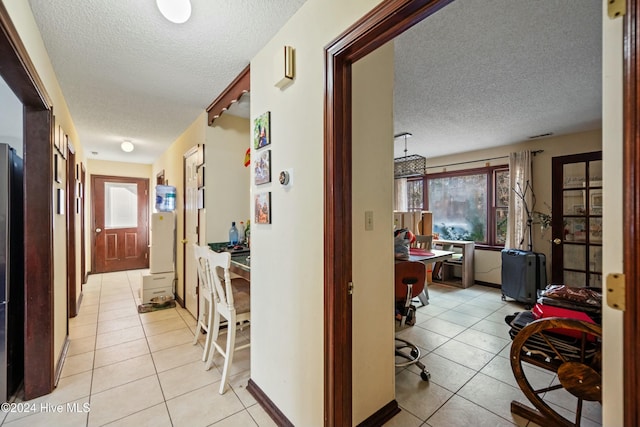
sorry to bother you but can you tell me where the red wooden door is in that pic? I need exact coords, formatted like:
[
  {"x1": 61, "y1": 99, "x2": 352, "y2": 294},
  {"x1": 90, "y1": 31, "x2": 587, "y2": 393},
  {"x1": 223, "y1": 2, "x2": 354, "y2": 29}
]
[{"x1": 92, "y1": 175, "x2": 149, "y2": 273}]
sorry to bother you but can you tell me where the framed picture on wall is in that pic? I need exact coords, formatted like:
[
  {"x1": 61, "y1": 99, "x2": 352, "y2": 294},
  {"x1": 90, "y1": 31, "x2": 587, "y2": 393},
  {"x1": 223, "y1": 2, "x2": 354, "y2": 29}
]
[
  {"x1": 254, "y1": 149, "x2": 271, "y2": 185},
  {"x1": 255, "y1": 192, "x2": 271, "y2": 224},
  {"x1": 253, "y1": 111, "x2": 271, "y2": 149},
  {"x1": 60, "y1": 133, "x2": 67, "y2": 159},
  {"x1": 54, "y1": 153, "x2": 61, "y2": 183},
  {"x1": 57, "y1": 188, "x2": 64, "y2": 215},
  {"x1": 54, "y1": 122, "x2": 61, "y2": 153}
]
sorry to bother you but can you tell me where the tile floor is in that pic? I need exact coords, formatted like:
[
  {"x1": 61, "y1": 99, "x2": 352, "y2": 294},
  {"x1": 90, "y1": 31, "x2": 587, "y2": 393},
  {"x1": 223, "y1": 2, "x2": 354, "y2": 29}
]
[
  {"x1": 0, "y1": 270, "x2": 602, "y2": 426},
  {"x1": 0, "y1": 270, "x2": 266, "y2": 427},
  {"x1": 385, "y1": 282, "x2": 602, "y2": 427}
]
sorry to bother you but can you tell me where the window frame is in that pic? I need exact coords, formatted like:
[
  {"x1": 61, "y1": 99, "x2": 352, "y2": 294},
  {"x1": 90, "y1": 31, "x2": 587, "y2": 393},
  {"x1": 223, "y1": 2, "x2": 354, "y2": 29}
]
[{"x1": 424, "y1": 165, "x2": 509, "y2": 249}]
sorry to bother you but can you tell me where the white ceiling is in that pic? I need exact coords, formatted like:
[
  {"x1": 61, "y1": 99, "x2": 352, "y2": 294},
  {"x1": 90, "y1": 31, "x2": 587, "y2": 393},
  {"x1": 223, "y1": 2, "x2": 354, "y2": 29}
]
[
  {"x1": 12, "y1": 1, "x2": 600, "y2": 164},
  {"x1": 26, "y1": 0, "x2": 307, "y2": 164}
]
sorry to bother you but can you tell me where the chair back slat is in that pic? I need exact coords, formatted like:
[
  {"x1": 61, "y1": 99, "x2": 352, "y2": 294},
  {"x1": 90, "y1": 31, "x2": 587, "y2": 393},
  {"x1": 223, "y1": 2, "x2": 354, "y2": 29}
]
[
  {"x1": 193, "y1": 245, "x2": 235, "y2": 308},
  {"x1": 208, "y1": 250, "x2": 234, "y2": 309},
  {"x1": 194, "y1": 245, "x2": 215, "y2": 300}
]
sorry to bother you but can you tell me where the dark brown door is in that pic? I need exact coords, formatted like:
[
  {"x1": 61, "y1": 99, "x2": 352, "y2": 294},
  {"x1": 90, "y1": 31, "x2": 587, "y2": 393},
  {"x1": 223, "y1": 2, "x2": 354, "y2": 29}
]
[
  {"x1": 550, "y1": 151, "x2": 602, "y2": 285},
  {"x1": 92, "y1": 175, "x2": 149, "y2": 273}
]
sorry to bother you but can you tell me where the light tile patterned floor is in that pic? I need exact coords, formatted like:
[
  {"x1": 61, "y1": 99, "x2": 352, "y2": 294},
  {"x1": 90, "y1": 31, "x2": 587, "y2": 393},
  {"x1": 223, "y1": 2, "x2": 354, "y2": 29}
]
[
  {"x1": 0, "y1": 271, "x2": 602, "y2": 426},
  {"x1": 0, "y1": 270, "x2": 264, "y2": 427},
  {"x1": 386, "y1": 282, "x2": 602, "y2": 427}
]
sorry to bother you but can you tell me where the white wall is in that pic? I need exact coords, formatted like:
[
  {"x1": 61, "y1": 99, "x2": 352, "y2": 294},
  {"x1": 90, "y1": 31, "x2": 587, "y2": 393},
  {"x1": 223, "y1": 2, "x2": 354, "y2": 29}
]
[
  {"x1": 249, "y1": 0, "x2": 384, "y2": 424},
  {"x1": 204, "y1": 113, "x2": 250, "y2": 244},
  {"x1": 351, "y1": 42, "x2": 395, "y2": 424},
  {"x1": 601, "y1": 4, "x2": 623, "y2": 425},
  {"x1": 151, "y1": 113, "x2": 206, "y2": 302}
]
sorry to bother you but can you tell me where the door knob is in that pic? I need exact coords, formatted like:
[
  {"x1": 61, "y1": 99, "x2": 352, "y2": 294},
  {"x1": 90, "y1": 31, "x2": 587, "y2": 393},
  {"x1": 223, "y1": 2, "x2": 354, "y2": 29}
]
[
  {"x1": 553, "y1": 238, "x2": 561, "y2": 245},
  {"x1": 95, "y1": 228, "x2": 102, "y2": 233},
  {"x1": 181, "y1": 239, "x2": 188, "y2": 244}
]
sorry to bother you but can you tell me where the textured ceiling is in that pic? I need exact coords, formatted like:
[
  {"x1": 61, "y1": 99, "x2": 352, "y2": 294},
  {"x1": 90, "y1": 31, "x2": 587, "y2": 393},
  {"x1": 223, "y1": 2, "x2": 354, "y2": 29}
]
[
  {"x1": 27, "y1": 0, "x2": 307, "y2": 163},
  {"x1": 393, "y1": 0, "x2": 602, "y2": 159},
  {"x1": 21, "y1": 0, "x2": 601, "y2": 164}
]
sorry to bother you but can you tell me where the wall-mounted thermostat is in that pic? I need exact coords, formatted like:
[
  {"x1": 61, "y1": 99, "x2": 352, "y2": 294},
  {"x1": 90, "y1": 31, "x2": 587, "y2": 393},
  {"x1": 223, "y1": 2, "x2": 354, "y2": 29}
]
[{"x1": 279, "y1": 170, "x2": 290, "y2": 185}]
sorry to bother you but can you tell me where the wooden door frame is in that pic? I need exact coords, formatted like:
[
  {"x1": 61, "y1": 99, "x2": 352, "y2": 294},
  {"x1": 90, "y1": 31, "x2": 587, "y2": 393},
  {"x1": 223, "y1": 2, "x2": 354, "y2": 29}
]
[
  {"x1": 181, "y1": 145, "x2": 199, "y2": 310},
  {"x1": 323, "y1": 1, "x2": 639, "y2": 425},
  {"x1": 623, "y1": 2, "x2": 640, "y2": 425},
  {"x1": 0, "y1": 3, "x2": 55, "y2": 399},
  {"x1": 81, "y1": 163, "x2": 87, "y2": 284},
  {"x1": 66, "y1": 140, "x2": 77, "y2": 317}
]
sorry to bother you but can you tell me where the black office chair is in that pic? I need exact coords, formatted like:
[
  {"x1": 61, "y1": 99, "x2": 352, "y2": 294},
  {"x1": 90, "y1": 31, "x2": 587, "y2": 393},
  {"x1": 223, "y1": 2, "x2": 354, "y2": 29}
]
[{"x1": 395, "y1": 261, "x2": 430, "y2": 381}]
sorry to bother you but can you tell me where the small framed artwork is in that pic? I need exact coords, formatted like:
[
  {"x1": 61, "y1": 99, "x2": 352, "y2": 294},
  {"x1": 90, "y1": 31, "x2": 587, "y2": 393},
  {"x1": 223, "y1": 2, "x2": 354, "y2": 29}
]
[
  {"x1": 54, "y1": 123, "x2": 61, "y2": 153},
  {"x1": 254, "y1": 149, "x2": 271, "y2": 185},
  {"x1": 253, "y1": 111, "x2": 271, "y2": 149},
  {"x1": 255, "y1": 192, "x2": 271, "y2": 224},
  {"x1": 54, "y1": 153, "x2": 61, "y2": 183},
  {"x1": 60, "y1": 133, "x2": 67, "y2": 159},
  {"x1": 57, "y1": 188, "x2": 65, "y2": 215}
]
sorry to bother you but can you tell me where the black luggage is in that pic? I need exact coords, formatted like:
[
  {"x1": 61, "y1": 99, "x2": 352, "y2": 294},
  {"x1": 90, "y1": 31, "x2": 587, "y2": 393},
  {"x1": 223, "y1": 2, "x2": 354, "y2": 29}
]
[{"x1": 501, "y1": 249, "x2": 547, "y2": 307}]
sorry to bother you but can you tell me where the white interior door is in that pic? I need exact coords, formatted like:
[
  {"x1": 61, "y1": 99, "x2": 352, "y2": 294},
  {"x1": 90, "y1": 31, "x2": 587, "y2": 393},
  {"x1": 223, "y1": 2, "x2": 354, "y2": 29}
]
[{"x1": 184, "y1": 148, "x2": 200, "y2": 317}]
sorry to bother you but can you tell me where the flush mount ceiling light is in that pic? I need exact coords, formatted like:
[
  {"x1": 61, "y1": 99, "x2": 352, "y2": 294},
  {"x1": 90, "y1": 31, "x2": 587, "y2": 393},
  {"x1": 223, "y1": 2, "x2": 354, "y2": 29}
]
[
  {"x1": 156, "y1": 0, "x2": 192, "y2": 24},
  {"x1": 394, "y1": 132, "x2": 426, "y2": 178},
  {"x1": 121, "y1": 140, "x2": 134, "y2": 153}
]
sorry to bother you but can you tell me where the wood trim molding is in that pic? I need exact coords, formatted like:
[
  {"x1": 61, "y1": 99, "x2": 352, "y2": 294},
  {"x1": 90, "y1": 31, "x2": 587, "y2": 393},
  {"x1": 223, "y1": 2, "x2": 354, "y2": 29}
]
[
  {"x1": 624, "y1": 2, "x2": 640, "y2": 426},
  {"x1": 67, "y1": 148, "x2": 77, "y2": 317},
  {"x1": 23, "y1": 107, "x2": 55, "y2": 399},
  {"x1": 0, "y1": 2, "x2": 52, "y2": 108},
  {"x1": 53, "y1": 338, "x2": 70, "y2": 387},
  {"x1": 355, "y1": 400, "x2": 400, "y2": 427},
  {"x1": 206, "y1": 64, "x2": 250, "y2": 126},
  {"x1": 323, "y1": 2, "x2": 452, "y2": 425},
  {"x1": 246, "y1": 379, "x2": 294, "y2": 427}
]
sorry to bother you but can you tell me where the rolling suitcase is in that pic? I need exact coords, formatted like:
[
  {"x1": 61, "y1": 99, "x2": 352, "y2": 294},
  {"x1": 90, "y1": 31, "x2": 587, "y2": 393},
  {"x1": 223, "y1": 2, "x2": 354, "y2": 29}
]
[{"x1": 501, "y1": 249, "x2": 547, "y2": 307}]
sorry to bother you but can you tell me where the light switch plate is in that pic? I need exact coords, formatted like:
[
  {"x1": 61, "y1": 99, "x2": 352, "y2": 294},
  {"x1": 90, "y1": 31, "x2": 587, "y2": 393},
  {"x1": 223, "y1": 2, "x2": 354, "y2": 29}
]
[{"x1": 364, "y1": 211, "x2": 373, "y2": 231}]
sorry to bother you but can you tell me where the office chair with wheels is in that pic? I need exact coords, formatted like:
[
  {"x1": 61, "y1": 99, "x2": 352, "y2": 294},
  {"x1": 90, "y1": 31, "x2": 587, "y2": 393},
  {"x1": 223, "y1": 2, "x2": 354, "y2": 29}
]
[{"x1": 395, "y1": 261, "x2": 430, "y2": 381}]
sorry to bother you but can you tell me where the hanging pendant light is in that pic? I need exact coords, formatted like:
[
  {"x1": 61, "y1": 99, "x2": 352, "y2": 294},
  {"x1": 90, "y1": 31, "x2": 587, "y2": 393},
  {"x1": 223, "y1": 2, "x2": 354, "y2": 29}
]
[
  {"x1": 156, "y1": 0, "x2": 192, "y2": 24},
  {"x1": 394, "y1": 132, "x2": 426, "y2": 178}
]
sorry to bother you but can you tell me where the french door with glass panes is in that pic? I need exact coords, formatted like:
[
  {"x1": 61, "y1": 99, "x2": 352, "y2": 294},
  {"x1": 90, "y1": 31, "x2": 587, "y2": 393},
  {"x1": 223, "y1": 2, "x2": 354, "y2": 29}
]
[{"x1": 550, "y1": 151, "x2": 602, "y2": 287}]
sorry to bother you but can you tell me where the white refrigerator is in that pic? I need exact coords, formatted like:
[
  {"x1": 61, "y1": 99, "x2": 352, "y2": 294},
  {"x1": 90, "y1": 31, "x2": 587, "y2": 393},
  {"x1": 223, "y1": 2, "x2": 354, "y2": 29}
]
[
  {"x1": 142, "y1": 212, "x2": 175, "y2": 303},
  {"x1": 149, "y1": 211, "x2": 175, "y2": 273}
]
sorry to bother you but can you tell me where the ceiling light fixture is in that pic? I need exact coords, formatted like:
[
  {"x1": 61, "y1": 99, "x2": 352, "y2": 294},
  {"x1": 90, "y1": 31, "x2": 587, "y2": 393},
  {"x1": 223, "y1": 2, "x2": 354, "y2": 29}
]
[
  {"x1": 394, "y1": 132, "x2": 426, "y2": 178},
  {"x1": 121, "y1": 140, "x2": 134, "y2": 153},
  {"x1": 156, "y1": 0, "x2": 192, "y2": 24}
]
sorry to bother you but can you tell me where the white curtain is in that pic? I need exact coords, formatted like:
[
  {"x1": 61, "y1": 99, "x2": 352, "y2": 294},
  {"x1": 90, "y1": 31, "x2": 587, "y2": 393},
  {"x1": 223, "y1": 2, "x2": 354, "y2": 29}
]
[
  {"x1": 505, "y1": 150, "x2": 533, "y2": 250},
  {"x1": 394, "y1": 178, "x2": 408, "y2": 212}
]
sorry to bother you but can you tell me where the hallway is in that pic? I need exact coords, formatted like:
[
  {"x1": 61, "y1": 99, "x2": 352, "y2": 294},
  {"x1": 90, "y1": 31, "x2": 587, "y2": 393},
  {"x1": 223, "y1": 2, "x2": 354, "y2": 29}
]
[{"x1": 0, "y1": 270, "x2": 268, "y2": 427}]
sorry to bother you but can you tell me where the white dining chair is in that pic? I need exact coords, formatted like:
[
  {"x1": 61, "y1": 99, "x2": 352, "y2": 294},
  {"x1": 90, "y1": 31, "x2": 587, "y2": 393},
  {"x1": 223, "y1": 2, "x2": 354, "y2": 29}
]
[
  {"x1": 192, "y1": 245, "x2": 250, "y2": 394},
  {"x1": 192, "y1": 244, "x2": 216, "y2": 363}
]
